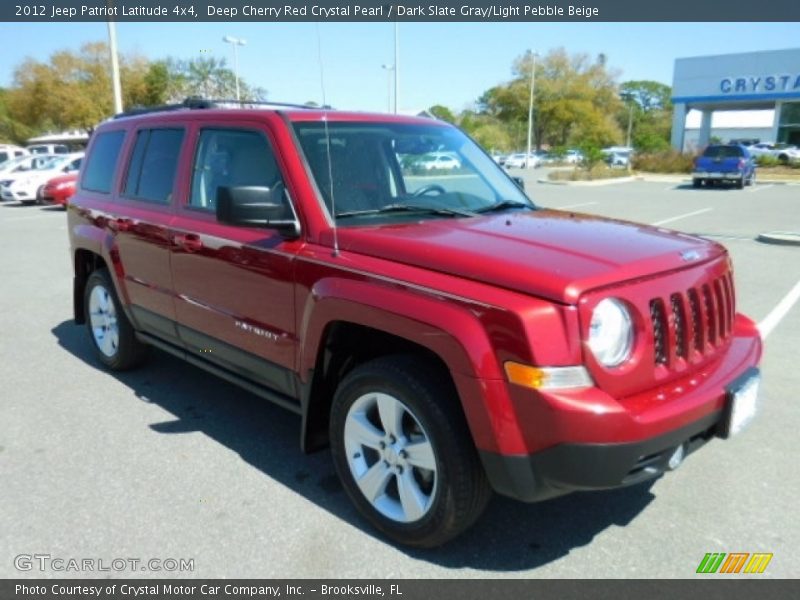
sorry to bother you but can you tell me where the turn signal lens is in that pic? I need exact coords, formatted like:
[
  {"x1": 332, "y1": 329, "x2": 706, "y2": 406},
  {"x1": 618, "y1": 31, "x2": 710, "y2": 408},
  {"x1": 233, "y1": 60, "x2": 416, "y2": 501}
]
[{"x1": 504, "y1": 362, "x2": 593, "y2": 390}]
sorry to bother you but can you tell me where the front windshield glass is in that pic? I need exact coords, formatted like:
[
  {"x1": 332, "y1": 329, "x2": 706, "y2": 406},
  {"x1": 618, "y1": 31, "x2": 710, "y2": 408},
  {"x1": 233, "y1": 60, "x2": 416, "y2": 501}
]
[
  {"x1": 0, "y1": 155, "x2": 32, "y2": 171},
  {"x1": 35, "y1": 155, "x2": 65, "y2": 170},
  {"x1": 293, "y1": 121, "x2": 534, "y2": 224}
]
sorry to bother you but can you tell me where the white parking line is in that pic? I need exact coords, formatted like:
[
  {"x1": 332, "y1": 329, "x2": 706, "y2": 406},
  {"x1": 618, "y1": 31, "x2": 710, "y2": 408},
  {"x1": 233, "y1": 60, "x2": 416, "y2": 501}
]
[
  {"x1": 651, "y1": 208, "x2": 713, "y2": 227},
  {"x1": 758, "y1": 278, "x2": 800, "y2": 340},
  {"x1": 748, "y1": 184, "x2": 774, "y2": 193},
  {"x1": 556, "y1": 201, "x2": 599, "y2": 209}
]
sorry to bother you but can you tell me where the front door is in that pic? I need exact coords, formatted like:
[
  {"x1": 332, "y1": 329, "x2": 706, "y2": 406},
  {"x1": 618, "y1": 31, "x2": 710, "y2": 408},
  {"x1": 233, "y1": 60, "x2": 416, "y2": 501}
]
[{"x1": 169, "y1": 122, "x2": 301, "y2": 401}]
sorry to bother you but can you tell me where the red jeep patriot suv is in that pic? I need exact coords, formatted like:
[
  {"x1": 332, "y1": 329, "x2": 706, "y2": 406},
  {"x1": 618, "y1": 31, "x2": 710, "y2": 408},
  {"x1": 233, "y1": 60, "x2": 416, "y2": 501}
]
[{"x1": 68, "y1": 99, "x2": 762, "y2": 547}]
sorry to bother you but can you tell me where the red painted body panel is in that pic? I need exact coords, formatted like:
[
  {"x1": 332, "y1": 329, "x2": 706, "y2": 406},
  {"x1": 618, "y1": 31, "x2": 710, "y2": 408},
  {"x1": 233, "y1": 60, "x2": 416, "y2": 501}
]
[
  {"x1": 325, "y1": 211, "x2": 725, "y2": 304},
  {"x1": 67, "y1": 107, "x2": 763, "y2": 464},
  {"x1": 42, "y1": 173, "x2": 77, "y2": 206}
]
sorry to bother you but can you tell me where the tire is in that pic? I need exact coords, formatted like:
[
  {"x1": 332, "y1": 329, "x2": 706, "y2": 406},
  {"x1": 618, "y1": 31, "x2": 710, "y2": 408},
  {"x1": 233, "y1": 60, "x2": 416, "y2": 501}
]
[
  {"x1": 329, "y1": 355, "x2": 491, "y2": 548},
  {"x1": 83, "y1": 269, "x2": 147, "y2": 370},
  {"x1": 36, "y1": 185, "x2": 45, "y2": 205},
  {"x1": 746, "y1": 170, "x2": 756, "y2": 187},
  {"x1": 692, "y1": 178, "x2": 702, "y2": 188},
  {"x1": 736, "y1": 176, "x2": 744, "y2": 189}
]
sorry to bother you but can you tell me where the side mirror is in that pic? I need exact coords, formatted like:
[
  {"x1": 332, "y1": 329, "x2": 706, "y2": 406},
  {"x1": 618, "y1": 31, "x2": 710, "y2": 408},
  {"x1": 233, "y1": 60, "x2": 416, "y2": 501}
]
[
  {"x1": 512, "y1": 176, "x2": 525, "y2": 190},
  {"x1": 216, "y1": 184, "x2": 300, "y2": 239}
]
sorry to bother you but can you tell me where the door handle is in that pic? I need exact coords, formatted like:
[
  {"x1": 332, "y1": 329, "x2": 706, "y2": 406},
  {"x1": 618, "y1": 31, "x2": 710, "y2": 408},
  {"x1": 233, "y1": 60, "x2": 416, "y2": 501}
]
[{"x1": 174, "y1": 233, "x2": 203, "y2": 252}]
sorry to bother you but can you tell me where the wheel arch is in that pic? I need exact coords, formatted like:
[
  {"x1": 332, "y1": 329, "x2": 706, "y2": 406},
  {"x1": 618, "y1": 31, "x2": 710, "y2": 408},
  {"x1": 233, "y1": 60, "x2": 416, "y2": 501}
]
[{"x1": 298, "y1": 278, "x2": 507, "y2": 454}]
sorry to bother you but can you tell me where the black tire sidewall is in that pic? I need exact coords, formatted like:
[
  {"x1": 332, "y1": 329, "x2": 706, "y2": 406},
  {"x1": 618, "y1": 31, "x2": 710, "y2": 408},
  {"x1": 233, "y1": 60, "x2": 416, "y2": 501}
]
[
  {"x1": 83, "y1": 269, "x2": 143, "y2": 370},
  {"x1": 330, "y1": 357, "x2": 485, "y2": 547}
]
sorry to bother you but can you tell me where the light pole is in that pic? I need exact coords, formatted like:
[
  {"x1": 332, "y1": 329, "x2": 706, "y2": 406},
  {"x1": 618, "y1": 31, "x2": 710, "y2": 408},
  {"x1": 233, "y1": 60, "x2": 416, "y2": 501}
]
[
  {"x1": 106, "y1": 19, "x2": 123, "y2": 114},
  {"x1": 626, "y1": 102, "x2": 634, "y2": 148},
  {"x1": 223, "y1": 35, "x2": 247, "y2": 101},
  {"x1": 393, "y1": 22, "x2": 399, "y2": 113},
  {"x1": 525, "y1": 50, "x2": 538, "y2": 168},
  {"x1": 381, "y1": 64, "x2": 394, "y2": 113}
]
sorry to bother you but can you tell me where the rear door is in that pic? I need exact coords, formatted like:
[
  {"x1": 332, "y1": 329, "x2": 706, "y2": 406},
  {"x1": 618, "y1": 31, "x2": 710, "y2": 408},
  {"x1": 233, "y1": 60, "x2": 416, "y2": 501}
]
[
  {"x1": 169, "y1": 119, "x2": 302, "y2": 401},
  {"x1": 108, "y1": 125, "x2": 187, "y2": 343}
]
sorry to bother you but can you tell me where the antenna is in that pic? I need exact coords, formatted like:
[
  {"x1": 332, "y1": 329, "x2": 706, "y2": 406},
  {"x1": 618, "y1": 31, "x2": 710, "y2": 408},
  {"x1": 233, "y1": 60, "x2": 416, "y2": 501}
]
[{"x1": 315, "y1": 23, "x2": 339, "y2": 258}]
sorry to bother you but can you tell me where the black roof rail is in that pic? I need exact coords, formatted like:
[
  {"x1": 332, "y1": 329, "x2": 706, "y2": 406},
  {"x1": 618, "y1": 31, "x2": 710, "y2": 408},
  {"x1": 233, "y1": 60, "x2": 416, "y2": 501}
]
[{"x1": 112, "y1": 97, "x2": 331, "y2": 119}]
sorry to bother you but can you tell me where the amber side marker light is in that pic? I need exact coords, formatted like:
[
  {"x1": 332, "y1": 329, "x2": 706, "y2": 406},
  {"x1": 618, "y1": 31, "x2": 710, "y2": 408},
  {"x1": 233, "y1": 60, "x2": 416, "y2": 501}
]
[{"x1": 504, "y1": 361, "x2": 593, "y2": 390}]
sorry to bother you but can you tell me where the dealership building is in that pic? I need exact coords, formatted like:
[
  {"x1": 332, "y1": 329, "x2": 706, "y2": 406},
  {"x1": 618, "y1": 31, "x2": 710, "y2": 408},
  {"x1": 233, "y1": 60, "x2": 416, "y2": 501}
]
[{"x1": 671, "y1": 48, "x2": 800, "y2": 152}]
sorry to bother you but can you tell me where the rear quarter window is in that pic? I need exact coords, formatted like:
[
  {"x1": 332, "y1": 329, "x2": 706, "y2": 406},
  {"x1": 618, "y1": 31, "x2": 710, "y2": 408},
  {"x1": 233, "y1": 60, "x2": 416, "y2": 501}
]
[
  {"x1": 123, "y1": 128, "x2": 184, "y2": 204},
  {"x1": 81, "y1": 130, "x2": 126, "y2": 194}
]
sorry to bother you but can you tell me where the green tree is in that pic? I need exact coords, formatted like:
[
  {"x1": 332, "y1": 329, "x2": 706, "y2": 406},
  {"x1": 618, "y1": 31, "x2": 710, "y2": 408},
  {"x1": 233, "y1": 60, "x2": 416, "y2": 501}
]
[
  {"x1": 479, "y1": 48, "x2": 624, "y2": 150},
  {"x1": 7, "y1": 42, "x2": 113, "y2": 132},
  {"x1": 163, "y1": 57, "x2": 266, "y2": 102},
  {"x1": 619, "y1": 80, "x2": 673, "y2": 152},
  {"x1": 0, "y1": 87, "x2": 33, "y2": 144},
  {"x1": 619, "y1": 80, "x2": 671, "y2": 112},
  {"x1": 3, "y1": 44, "x2": 267, "y2": 138},
  {"x1": 429, "y1": 104, "x2": 457, "y2": 124},
  {"x1": 458, "y1": 111, "x2": 513, "y2": 152}
]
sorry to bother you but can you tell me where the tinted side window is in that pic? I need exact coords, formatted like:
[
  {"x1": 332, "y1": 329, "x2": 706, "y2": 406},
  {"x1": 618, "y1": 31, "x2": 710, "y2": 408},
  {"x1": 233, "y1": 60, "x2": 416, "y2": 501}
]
[
  {"x1": 190, "y1": 128, "x2": 283, "y2": 211},
  {"x1": 81, "y1": 130, "x2": 126, "y2": 194},
  {"x1": 124, "y1": 128, "x2": 184, "y2": 204}
]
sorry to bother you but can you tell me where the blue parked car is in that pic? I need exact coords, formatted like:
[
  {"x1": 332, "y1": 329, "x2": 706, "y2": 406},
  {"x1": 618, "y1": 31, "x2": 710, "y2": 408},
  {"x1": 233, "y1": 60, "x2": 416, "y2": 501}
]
[{"x1": 692, "y1": 144, "x2": 756, "y2": 189}]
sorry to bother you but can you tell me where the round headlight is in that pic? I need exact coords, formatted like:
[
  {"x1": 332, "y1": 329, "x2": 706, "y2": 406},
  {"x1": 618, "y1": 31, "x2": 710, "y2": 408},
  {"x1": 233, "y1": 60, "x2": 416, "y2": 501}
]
[{"x1": 588, "y1": 298, "x2": 634, "y2": 367}]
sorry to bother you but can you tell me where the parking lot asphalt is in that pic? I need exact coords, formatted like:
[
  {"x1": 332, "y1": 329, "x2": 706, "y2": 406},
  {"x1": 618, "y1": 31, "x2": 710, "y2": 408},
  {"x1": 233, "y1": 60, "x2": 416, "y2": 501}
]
[{"x1": 1, "y1": 178, "x2": 798, "y2": 579}]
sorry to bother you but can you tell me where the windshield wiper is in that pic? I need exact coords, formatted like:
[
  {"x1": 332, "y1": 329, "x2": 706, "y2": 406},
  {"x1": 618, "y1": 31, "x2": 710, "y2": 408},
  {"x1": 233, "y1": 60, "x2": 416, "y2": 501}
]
[
  {"x1": 475, "y1": 199, "x2": 535, "y2": 214},
  {"x1": 336, "y1": 203, "x2": 476, "y2": 219}
]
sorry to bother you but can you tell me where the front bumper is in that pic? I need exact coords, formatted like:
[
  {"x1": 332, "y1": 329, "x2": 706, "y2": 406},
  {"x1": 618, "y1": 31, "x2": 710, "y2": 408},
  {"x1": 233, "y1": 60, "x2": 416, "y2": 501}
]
[
  {"x1": 480, "y1": 408, "x2": 722, "y2": 502},
  {"x1": 477, "y1": 323, "x2": 762, "y2": 502}
]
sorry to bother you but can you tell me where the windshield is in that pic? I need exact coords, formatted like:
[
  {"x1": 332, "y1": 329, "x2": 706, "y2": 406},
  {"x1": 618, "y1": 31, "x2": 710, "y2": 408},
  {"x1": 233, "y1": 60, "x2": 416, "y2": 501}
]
[
  {"x1": 703, "y1": 145, "x2": 744, "y2": 158},
  {"x1": 293, "y1": 121, "x2": 533, "y2": 224},
  {"x1": 35, "y1": 155, "x2": 67, "y2": 170},
  {"x1": 0, "y1": 155, "x2": 32, "y2": 171}
]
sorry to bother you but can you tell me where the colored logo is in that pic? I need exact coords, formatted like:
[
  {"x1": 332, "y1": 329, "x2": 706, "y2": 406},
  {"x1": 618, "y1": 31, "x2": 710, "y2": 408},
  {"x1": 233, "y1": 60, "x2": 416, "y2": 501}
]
[{"x1": 696, "y1": 552, "x2": 772, "y2": 574}]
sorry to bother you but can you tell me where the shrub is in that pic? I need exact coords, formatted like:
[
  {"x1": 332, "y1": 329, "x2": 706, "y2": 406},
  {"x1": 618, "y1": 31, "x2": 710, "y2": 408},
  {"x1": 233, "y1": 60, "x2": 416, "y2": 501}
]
[
  {"x1": 755, "y1": 155, "x2": 781, "y2": 168},
  {"x1": 578, "y1": 144, "x2": 605, "y2": 170},
  {"x1": 548, "y1": 165, "x2": 631, "y2": 181},
  {"x1": 632, "y1": 150, "x2": 694, "y2": 174}
]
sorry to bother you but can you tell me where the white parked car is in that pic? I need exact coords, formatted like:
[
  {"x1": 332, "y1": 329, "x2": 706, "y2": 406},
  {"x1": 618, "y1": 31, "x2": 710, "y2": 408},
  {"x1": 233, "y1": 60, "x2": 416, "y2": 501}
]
[
  {"x1": 0, "y1": 154, "x2": 57, "y2": 178},
  {"x1": 563, "y1": 149, "x2": 584, "y2": 164},
  {"x1": 602, "y1": 146, "x2": 634, "y2": 167},
  {"x1": 504, "y1": 153, "x2": 541, "y2": 169},
  {"x1": 27, "y1": 143, "x2": 70, "y2": 155},
  {"x1": 746, "y1": 142, "x2": 800, "y2": 163},
  {"x1": 771, "y1": 144, "x2": 800, "y2": 164},
  {"x1": 746, "y1": 142, "x2": 776, "y2": 158},
  {"x1": 0, "y1": 153, "x2": 83, "y2": 204},
  {"x1": 417, "y1": 152, "x2": 461, "y2": 171},
  {"x1": 0, "y1": 144, "x2": 29, "y2": 166}
]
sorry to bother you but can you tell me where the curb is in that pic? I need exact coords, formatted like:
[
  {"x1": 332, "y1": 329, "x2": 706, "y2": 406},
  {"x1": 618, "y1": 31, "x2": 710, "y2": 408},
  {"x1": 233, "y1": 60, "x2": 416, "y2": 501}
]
[
  {"x1": 537, "y1": 176, "x2": 637, "y2": 187},
  {"x1": 635, "y1": 174, "x2": 800, "y2": 185},
  {"x1": 756, "y1": 232, "x2": 800, "y2": 246}
]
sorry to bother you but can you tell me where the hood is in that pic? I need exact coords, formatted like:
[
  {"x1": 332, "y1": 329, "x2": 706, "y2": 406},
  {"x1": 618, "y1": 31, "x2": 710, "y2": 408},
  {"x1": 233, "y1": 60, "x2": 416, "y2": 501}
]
[{"x1": 333, "y1": 210, "x2": 725, "y2": 304}]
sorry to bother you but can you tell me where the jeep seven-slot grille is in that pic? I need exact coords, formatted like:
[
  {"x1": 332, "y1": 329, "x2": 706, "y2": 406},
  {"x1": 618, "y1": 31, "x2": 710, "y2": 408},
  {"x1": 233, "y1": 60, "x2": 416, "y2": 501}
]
[{"x1": 649, "y1": 273, "x2": 735, "y2": 368}]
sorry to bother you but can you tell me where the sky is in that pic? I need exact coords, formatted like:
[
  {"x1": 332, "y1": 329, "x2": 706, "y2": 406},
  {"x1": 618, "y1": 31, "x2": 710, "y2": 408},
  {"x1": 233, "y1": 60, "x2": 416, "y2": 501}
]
[{"x1": 1, "y1": 21, "x2": 799, "y2": 113}]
